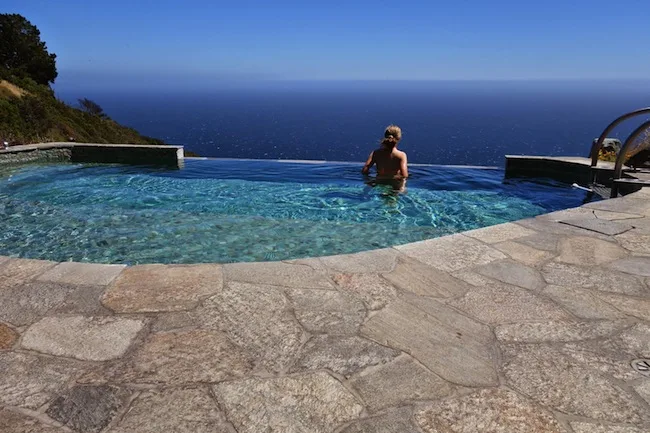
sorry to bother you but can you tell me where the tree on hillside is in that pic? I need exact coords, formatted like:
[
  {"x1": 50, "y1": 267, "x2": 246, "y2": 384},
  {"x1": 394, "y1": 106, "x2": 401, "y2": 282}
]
[
  {"x1": 78, "y1": 98, "x2": 106, "y2": 117},
  {"x1": 0, "y1": 14, "x2": 57, "y2": 85}
]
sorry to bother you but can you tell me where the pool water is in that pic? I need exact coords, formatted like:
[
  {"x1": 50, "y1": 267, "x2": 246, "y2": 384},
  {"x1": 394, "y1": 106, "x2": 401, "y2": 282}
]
[{"x1": 0, "y1": 159, "x2": 597, "y2": 264}]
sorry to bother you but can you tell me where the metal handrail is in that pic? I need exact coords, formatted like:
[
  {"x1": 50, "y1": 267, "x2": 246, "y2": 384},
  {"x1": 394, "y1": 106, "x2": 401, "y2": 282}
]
[
  {"x1": 610, "y1": 119, "x2": 650, "y2": 198},
  {"x1": 590, "y1": 107, "x2": 650, "y2": 167}
]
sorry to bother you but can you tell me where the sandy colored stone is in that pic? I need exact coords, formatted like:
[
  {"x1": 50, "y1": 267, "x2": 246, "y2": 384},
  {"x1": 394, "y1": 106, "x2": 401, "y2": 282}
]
[
  {"x1": 0, "y1": 258, "x2": 56, "y2": 290},
  {"x1": 633, "y1": 380, "x2": 650, "y2": 405},
  {"x1": 199, "y1": 282, "x2": 303, "y2": 372},
  {"x1": 102, "y1": 264, "x2": 223, "y2": 312},
  {"x1": 214, "y1": 372, "x2": 363, "y2": 433},
  {"x1": 0, "y1": 322, "x2": 18, "y2": 349},
  {"x1": 0, "y1": 281, "x2": 74, "y2": 327},
  {"x1": 537, "y1": 206, "x2": 596, "y2": 221},
  {"x1": 21, "y1": 316, "x2": 144, "y2": 361},
  {"x1": 332, "y1": 273, "x2": 397, "y2": 310},
  {"x1": 594, "y1": 210, "x2": 645, "y2": 220},
  {"x1": 53, "y1": 284, "x2": 112, "y2": 316},
  {"x1": 557, "y1": 236, "x2": 628, "y2": 265},
  {"x1": 474, "y1": 259, "x2": 546, "y2": 291},
  {"x1": 495, "y1": 320, "x2": 631, "y2": 343},
  {"x1": 542, "y1": 261, "x2": 647, "y2": 296},
  {"x1": 516, "y1": 217, "x2": 613, "y2": 241},
  {"x1": 585, "y1": 196, "x2": 649, "y2": 215},
  {"x1": 493, "y1": 241, "x2": 555, "y2": 266},
  {"x1": 446, "y1": 273, "x2": 570, "y2": 324},
  {"x1": 608, "y1": 256, "x2": 650, "y2": 276},
  {"x1": 293, "y1": 335, "x2": 400, "y2": 377},
  {"x1": 46, "y1": 385, "x2": 129, "y2": 433},
  {"x1": 361, "y1": 296, "x2": 497, "y2": 387},
  {"x1": 0, "y1": 409, "x2": 66, "y2": 433},
  {"x1": 516, "y1": 232, "x2": 561, "y2": 252},
  {"x1": 616, "y1": 231, "x2": 650, "y2": 255},
  {"x1": 286, "y1": 288, "x2": 365, "y2": 335},
  {"x1": 396, "y1": 234, "x2": 506, "y2": 272},
  {"x1": 319, "y1": 248, "x2": 399, "y2": 273},
  {"x1": 559, "y1": 218, "x2": 633, "y2": 235},
  {"x1": 0, "y1": 352, "x2": 86, "y2": 409},
  {"x1": 110, "y1": 329, "x2": 252, "y2": 384},
  {"x1": 110, "y1": 388, "x2": 231, "y2": 433},
  {"x1": 151, "y1": 310, "x2": 199, "y2": 332},
  {"x1": 570, "y1": 423, "x2": 647, "y2": 433},
  {"x1": 595, "y1": 292, "x2": 650, "y2": 319},
  {"x1": 223, "y1": 260, "x2": 332, "y2": 288},
  {"x1": 415, "y1": 388, "x2": 562, "y2": 433},
  {"x1": 382, "y1": 255, "x2": 471, "y2": 298},
  {"x1": 349, "y1": 355, "x2": 454, "y2": 412},
  {"x1": 464, "y1": 222, "x2": 536, "y2": 243},
  {"x1": 542, "y1": 285, "x2": 626, "y2": 319},
  {"x1": 37, "y1": 262, "x2": 125, "y2": 286},
  {"x1": 502, "y1": 344, "x2": 646, "y2": 423},
  {"x1": 340, "y1": 407, "x2": 420, "y2": 433}
]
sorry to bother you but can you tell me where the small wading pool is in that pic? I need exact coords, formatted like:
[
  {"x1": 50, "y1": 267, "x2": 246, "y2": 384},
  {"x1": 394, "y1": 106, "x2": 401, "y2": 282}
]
[{"x1": 0, "y1": 159, "x2": 598, "y2": 264}]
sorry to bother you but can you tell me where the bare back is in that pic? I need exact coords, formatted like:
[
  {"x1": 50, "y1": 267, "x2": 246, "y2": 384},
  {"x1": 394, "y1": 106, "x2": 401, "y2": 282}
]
[{"x1": 362, "y1": 146, "x2": 408, "y2": 178}]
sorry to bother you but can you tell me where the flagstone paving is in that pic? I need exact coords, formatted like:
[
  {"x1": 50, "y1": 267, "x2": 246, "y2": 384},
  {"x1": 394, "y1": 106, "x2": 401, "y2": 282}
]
[{"x1": 1, "y1": 189, "x2": 649, "y2": 432}]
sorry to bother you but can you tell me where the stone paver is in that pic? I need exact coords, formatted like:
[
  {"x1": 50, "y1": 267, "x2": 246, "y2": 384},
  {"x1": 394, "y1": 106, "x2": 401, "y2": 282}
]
[
  {"x1": 214, "y1": 372, "x2": 363, "y2": 433},
  {"x1": 495, "y1": 320, "x2": 631, "y2": 343},
  {"x1": 46, "y1": 385, "x2": 129, "y2": 433},
  {"x1": 593, "y1": 210, "x2": 645, "y2": 220},
  {"x1": 571, "y1": 423, "x2": 647, "y2": 433},
  {"x1": 542, "y1": 285, "x2": 626, "y2": 319},
  {"x1": 594, "y1": 292, "x2": 650, "y2": 319},
  {"x1": 37, "y1": 262, "x2": 125, "y2": 286},
  {"x1": 102, "y1": 264, "x2": 223, "y2": 312},
  {"x1": 349, "y1": 355, "x2": 454, "y2": 412},
  {"x1": 0, "y1": 322, "x2": 18, "y2": 349},
  {"x1": 0, "y1": 409, "x2": 65, "y2": 433},
  {"x1": 224, "y1": 260, "x2": 332, "y2": 288},
  {"x1": 21, "y1": 316, "x2": 144, "y2": 361},
  {"x1": 415, "y1": 388, "x2": 563, "y2": 433},
  {"x1": 382, "y1": 255, "x2": 471, "y2": 298},
  {"x1": 199, "y1": 282, "x2": 303, "y2": 372},
  {"x1": 397, "y1": 233, "x2": 507, "y2": 272},
  {"x1": 474, "y1": 259, "x2": 546, "y2": 291},
  {"x1": 608, "y1": 256, "x2": 650, "y2": 276},
  {"x1": 542, "y1": 261, "x2": 647, "y2": 296},
  {"x1": 331, "y1": 273, "x2": 397, "y2": 310},
  {"x1": 464, "y1": 222, "x2": 536, "y2": 243},
  {"x1": 616, "y1": 230, "x2": 650, "y2": 255},
  {"x1": 0, "y1": 281, "x2": 73, "y2": 326},
  {"x1": 318, "y1": 248, "x2": 399, "y2": 273},
  {"x1": 516, "y1": 232, "x2": 561, "y2": 252},
  {"x1": 556, "y1": 236, "x2": 628, "y2": 265},
  {"x1": 559, "y1": 218, "x2": 633, "y2": 235},
  {"x1": 292, "y1": 335, "x2": 400, "y2": 377},
  {"x1": 493, "y1": 240, "x2": 555, "y2": 266},
  {"x1": 110, "y1": 388, "x2": 232, "y2": 433},
  {"x1": 286, "y1": 288, "x2": 365, "y2": 335},
  {"x1": 340, "y1": 407, "x2": 420, "y2": 433},
  {"x1": 634, "y1": 380, "x2": 650, "y2": 405},
  {"x1": 0, "y1": 258, "x2": 56, "y2": 290}
]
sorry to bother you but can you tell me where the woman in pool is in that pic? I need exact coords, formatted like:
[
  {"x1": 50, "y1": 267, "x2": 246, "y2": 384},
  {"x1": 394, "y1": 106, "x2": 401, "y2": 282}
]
[{"x1": 361, "y1": 125, "x2": 408, "y2": 179}]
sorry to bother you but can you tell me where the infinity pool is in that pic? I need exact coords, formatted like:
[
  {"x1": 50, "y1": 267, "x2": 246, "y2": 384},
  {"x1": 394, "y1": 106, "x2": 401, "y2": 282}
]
[{"x1": 0, "y1": 159, "x2": 597, "y2": 264}]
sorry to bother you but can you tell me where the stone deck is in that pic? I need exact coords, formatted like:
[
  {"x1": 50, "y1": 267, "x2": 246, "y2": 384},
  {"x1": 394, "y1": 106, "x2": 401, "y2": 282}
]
[{"x1": 1, "y1": 188, "x2": 649, "y2": 432}]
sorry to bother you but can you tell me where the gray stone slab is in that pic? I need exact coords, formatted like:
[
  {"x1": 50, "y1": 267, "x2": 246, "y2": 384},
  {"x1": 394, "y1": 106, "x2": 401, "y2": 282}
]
[
  {"x1": 286, "y1": 289, "x2": 365, "y2": 335},
  {"x1": 0, "y1": 409, "x2": 66, "y2": 433},
  {"x1": 542, "y1": 285, "x2": 626, "y2": 320},
  {"x1": 493, "y1": 241, "x2": 555, "y2": 266},
  {"x1": 537, "y1": 206, "x2": 596, "y2": 221},
  {"x1": 53, "y1": 284, "x2": 112, "y2": 316},
  {"x1": 110, "y1": 388, "x2": 232, "y2": 433},
  {"x1": 464, "y1": 222, "x2": 536, "y2": 244},
  {"x1": 396, "y1": 233, "x2": 506, "y2": 272},
  {"x1": 349, "y1": 355, "x2": 454, "y2": 412},
  {"x1": 214, "y1": 372, "x2": 363, "y2": 433},
  {"x1": 447, "y1": 273, "x2": 571, "y2": 324},
  {"x1": 594, "y1": 209, "x2": 645, "y2": 220},
  {"x1": 104, "y1": 329, "x2": 252, "y2": 385},
  {"x1": 292, "y1": 335, "x2": 400, "y2": 377},
  {"x1": 331, "y1": 273, "x2": 397, "y2": 310},
  {"x1": 151, "y1": 310, "x2": 199, "y2": 332},
  {"x1": 495, "y1": 320, "x2": 631, "y2": 343},
  {"x1": 0, "y1": 352, "x2": 86, "y2": 409},
  {"x1": 361, "y1": 297, "x2": 497, "y2": 387},
  {"x1": 102, "y1": 264, "x2": 223, "y2": 313},
  {"x1": 585, "y1": 196, "x2": 650, "y2": 215},
  {"x1": 542, "y1": 262, "x2": 647, "y2": 296},
  {"x1": 21, "y1": 316, "x2": 144, "y2": 361},
  {"x1": 608, "y1": 256, "x2": 650, "y2": 276},
  {"x1": 415, "y1": 388, "x2": 563, "y2": 433},
  {"x1": 557, "y1": 236, "x2": 628, "y2": 266},
  {"x1": 0, "y1": 258, "x2": 57, "y2": 290},
  {"x1": 382, "y1": 255, "x2": 471, "y2": 298},
  {"x1": 37, "y1": 262, "x2": 126, "y2": 286},
  {"x1": 516, "y1": 232, "x2": 561, "y2": 252},
  {"x1": 516, "y1": 217, "x2": 613, "y2": 241},
  {"x1": 474, "y1": 259, "x2": 545, "y2": 291},
  {"x1": 0, "y1": 322, "x2": 18, "y2": 349},
  {"x1": 0, "y1": 281, "x2": 74, "y2": 327},
  {"x1": 198, "y1": 282, "x2": 303, "y2": 373},
  {"x1": 46, "y1": 385, "x2": 129, "y2": 433},
  {"x1": 559, "y1": 218, "x2": 633, "y2": 236},
  {"x1": 633, "y1": 380, "x2": 650, "y2": 405},
  {"x1": 319, "y1": 248, "x2": 399, "y2": 274},
  {"x1": 502, "y1": 344, "x2": 647, "y2": 423},
  {"x1": 223, "y1": 260, "x2": 332, "y2": 288},
  {"x1": 340, "y1": 407, "x2": 420, "y2": 433},
  {"x1": 594, "y1": 292, "x2": 650, "y2": 319},
  {"x1": 571, "y1": 423, "x2": 647, "y2": 433},
  {"x1": 616, "y1": 230, "x2": 650, "y2": 255}
]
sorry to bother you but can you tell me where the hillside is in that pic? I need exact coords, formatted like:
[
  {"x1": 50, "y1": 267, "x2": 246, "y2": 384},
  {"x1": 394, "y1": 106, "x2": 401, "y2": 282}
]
[{"x1": 0, "y1": 76, "x2": 163, "y2": 145}]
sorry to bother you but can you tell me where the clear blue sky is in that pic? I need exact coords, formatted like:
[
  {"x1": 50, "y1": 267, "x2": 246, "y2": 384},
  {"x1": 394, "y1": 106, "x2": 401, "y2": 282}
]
[{"x1": 5, "y1": 0, "x2": 650, "y2": 81}]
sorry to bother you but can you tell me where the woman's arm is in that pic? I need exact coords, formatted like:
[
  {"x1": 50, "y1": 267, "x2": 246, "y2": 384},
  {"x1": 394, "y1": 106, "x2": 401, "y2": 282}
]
[
  {"x1": 362, "y1": 151, "x2": 375, "y2": 175},
  {"x1": 399, "y1": 152, "x2": 408, "y2": 178}
]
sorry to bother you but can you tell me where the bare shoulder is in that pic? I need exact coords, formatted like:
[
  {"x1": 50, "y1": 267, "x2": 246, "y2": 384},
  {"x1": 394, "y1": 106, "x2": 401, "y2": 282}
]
[{"x1": 394, "y1": 149, "x2": 407, "y2": 159}]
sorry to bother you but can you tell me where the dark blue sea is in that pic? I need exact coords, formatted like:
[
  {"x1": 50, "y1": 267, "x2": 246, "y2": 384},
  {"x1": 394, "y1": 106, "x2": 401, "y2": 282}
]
[{"x1": 55, "y1": 80, "x2": 650, "y2": 166}]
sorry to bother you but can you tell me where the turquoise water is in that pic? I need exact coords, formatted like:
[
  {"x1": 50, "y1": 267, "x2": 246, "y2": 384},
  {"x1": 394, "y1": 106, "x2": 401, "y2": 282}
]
[{"x1": 0, "y1": 159, "x2": 596, "y2": 264}]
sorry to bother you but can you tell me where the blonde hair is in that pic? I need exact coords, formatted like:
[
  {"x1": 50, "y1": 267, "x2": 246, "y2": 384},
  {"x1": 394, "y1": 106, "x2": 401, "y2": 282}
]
[{"x1": 381, "y1": 124, "x2": 402, "y2": 148}]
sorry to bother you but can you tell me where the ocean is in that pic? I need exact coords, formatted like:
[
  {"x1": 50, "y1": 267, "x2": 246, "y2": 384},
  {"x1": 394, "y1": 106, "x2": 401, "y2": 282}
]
[{"x1": 55, "y1": 80, "x2": 650, "y2": 166}]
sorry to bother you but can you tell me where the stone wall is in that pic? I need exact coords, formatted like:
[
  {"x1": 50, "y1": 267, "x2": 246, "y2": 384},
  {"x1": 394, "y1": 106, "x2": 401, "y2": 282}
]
[{"x1": 0, "y1": 147, "x2": 72, "y2": 166}]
